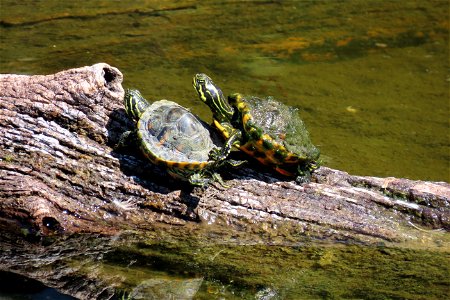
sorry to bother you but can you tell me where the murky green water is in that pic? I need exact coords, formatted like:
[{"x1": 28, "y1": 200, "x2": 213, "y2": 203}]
[
  {"x1": 104, "y1": 239, "x2": 450, "y2": 299},
  {"x1": 1, "y1": 231, "x2": 449, "y2": 299},
  {"x1": 1, "y1": 1, "x2": 449, "y2": 299},
  {"x1": 1, "y1": 0, "x2": 448, "y2": 182}
]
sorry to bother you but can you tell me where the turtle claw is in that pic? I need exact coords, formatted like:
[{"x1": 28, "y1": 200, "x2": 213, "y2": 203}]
[
  {"x1": 227, "y1": 159, "x2": 246, "y2": 168},
  {"x1": 295, "y1": 165, "x2": 314, "y2": 184},
  {"x1": 212, "y1": 172, "x2": 230, "y2": 188},
  {"x1": 295, "y1": 173, "x2": 311, "y2": 184},
  {"x1": 189, "y1": 172, "x2": 229, "y2": 188},
  {"x1": 188, "y1": 173, "x2": 211, "y2": 188},
  {"x1": 208, "y1": 147, "x2": 224, "y2": 162}
]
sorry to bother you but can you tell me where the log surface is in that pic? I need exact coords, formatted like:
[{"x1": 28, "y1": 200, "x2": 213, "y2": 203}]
[{"x1": 0, "y1": 64, "x2": 449, "y2": 245}]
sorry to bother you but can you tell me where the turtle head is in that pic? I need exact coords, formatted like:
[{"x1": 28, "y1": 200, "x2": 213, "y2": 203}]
[
  {"x1": 124, "y1": 89, "x2": 151, "y2": 121},
  {"x1": 193, "y1": 73, "x2": 234, "y2": 122}
]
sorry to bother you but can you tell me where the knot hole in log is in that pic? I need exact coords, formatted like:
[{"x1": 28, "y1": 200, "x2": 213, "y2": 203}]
[{"x1": 101, "y1": 66, "x2": 122, "y2": 93}]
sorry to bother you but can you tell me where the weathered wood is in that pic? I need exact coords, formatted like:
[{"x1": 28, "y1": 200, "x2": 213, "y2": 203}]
[{"x1": 0, "y1": 64, "x2": 449, "y2": 246}]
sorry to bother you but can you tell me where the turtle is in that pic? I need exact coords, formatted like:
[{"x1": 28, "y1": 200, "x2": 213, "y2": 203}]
[
  {"x1": 192, "y1": 73, "x2": 320, "y2": 182},
  {"x1": 119, "y1": 89, "x2": 241, "y2": 187}
]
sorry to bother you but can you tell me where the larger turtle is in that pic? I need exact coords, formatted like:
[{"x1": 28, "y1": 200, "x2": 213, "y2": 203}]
[
  {"x1": 120, "y1": 89, "x2": 239, "y2": 187},
  {"x1": 193, "y1": 74, "x2": 320, "y2": 182}
]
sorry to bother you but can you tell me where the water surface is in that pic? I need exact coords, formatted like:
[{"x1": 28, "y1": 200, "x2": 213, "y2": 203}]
[{"x1": 1, "y1": 0, "x2": 448, "y2": 181}]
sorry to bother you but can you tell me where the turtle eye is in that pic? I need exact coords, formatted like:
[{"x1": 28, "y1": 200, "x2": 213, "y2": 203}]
[
  {"x1": 193, "y1": 75, "x2": 210, "y2": 103},
  {"x1": 194, "y1": 74, "x2": 206, "y2": 86}
]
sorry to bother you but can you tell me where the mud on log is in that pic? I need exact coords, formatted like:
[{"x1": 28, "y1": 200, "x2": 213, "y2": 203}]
[{"x1": 0, "y1": 64, "x2": 449, "y2": 245}]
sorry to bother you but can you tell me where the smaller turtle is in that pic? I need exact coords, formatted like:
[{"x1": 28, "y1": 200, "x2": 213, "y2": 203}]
[
  {"x1": 120, "y1": 89, "x2": 240, "y2": 187},
  {"x1": 193, "y1": 74, "x2": 320, "y2": 182}
]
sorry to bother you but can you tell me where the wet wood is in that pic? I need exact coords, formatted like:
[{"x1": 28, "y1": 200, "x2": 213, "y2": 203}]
[{"x1": 0, "y1": 64, "x2": 449, "y2": 246}]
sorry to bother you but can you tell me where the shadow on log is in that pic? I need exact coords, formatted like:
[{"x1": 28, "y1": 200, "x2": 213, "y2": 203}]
[{"x1": 0, "y1": 64, "x2": 449, "y2": 299}]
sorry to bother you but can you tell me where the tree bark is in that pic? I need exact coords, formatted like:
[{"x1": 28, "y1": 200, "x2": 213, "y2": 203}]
[{"x1": 0, "y1": 63, "x2": 449, "y2": 245}]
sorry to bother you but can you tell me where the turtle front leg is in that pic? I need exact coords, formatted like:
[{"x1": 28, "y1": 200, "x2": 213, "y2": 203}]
[
  {"x1": 208, "y1": 128, "x2": 243, "y2": 163},
  {"x1": 188, "y1": 167, "x2": 232, "y2": 188},
  {"x1": 188, "y1": 173, "x2": 212, "y2": 188}
]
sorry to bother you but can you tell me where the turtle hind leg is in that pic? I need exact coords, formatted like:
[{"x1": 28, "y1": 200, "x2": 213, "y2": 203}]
[
  {"x1": 295, "y1": 162, "x2": 319, "y2": 184},
  {"x1": 208, "y1": 129, "x2": 246, "y2": 171},
  {"x1": 295, "y1": 160, "x2": 321, "y2": 184},
  {"x1": 208, "y1": 147, "x2": 224, "y2": 162},
  {"x1": 167, "y1": 168, "x2": 210, "y2": 187},
  {"x1": 295, "y1": 171, "x2": 312, "y2": 184}
]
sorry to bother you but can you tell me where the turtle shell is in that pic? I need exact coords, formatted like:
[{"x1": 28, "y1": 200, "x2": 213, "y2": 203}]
[
  {"x1": 242, "y1": 95, "x2": 319, "y2": 162},
  {"x1": 228, "y1": 94, "x2": 320, "y2": 177},
  {"x1": 137, "y1": 100, "x2": 215, "y2": 170}
]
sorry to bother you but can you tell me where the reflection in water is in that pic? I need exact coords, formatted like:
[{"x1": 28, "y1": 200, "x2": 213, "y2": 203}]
[
  {"x1": 130, "y1": 277, "x2": 203, "y2": 300},
  {"x1": 2, "y1": 232, "x2": 449, "y2": 299}
]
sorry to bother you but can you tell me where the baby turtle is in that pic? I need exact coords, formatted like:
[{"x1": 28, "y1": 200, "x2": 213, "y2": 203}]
[
  {"x1": 120, "y1": 89, "x2": 240, "y2": 187},
  {"x1": 193, "y1": 74, "x2": 320, "y2": 182}
]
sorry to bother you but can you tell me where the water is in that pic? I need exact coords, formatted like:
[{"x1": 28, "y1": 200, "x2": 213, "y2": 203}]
[
  {"x1": 0, "y1": 0, "x2": 448, "y2": 182},
  {"x1": 0, "y1": 1, "x2": 449, "y2": 299},
  {"x1": 1, "y1": 232, "x2": 449, "y2": 299}
]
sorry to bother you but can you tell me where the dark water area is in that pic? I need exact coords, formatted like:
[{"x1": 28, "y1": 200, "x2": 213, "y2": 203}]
[
  {"x1": 1, "y1": 1, "x2": 449, "y2": 299},
  {"x1": 0, "y1": 271, "x2": 76, "y2": 299}
]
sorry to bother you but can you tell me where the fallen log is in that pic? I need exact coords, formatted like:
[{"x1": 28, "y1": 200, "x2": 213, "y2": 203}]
[
  {"x1": 1, "y1": 64, "x2": 449, "y2": 299},
  {"x1": 0, "y1": 63, "x2": 448, "y2": 245}
]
